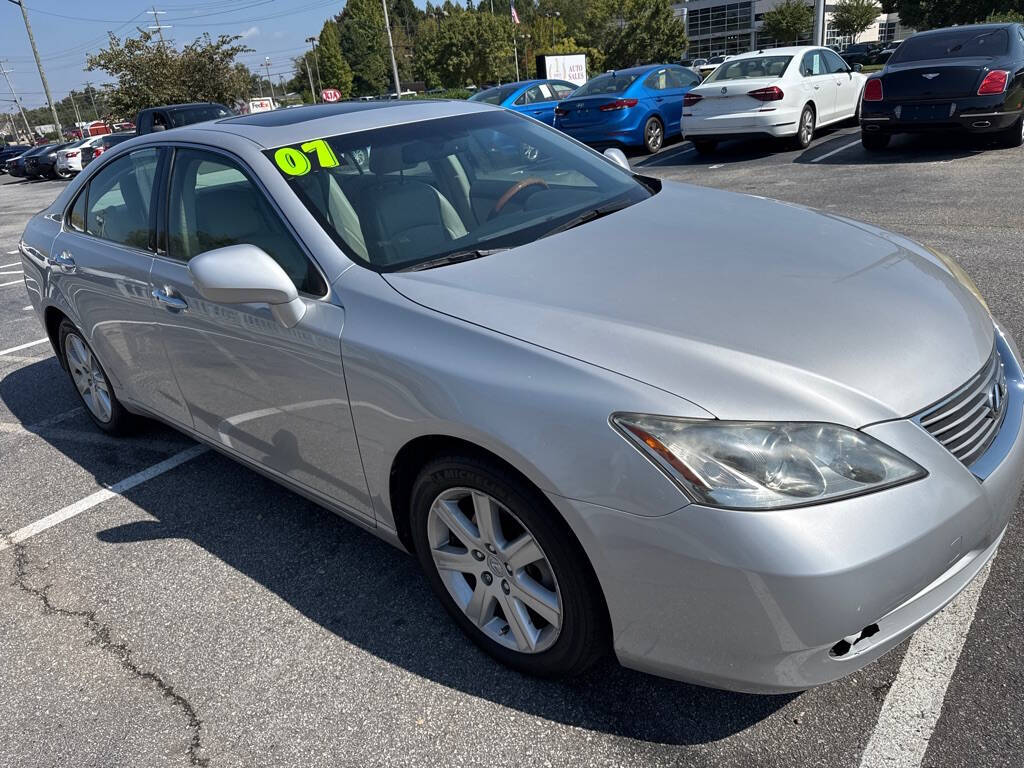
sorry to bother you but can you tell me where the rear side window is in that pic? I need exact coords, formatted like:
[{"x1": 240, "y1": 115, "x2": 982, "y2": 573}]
[
  {"x1": 83, "y1": 148, "x2": 159, "y2": 249},
  {"x1": 801, "y1": 51, "x2": 827, "y2": 76},
  {"x1": 893, "y1": 29, "x2": 1010, "y2": 62},
  {"x1": 645, "y1": 68, "x2": 671, "y2": 90},
  {"x1": 167, "y1": 148, "x2": 326, "y2": 296}
]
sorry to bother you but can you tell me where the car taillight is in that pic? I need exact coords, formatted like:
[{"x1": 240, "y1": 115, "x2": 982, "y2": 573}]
[
  {"x1": 599, "y1": 98, "x2": 638, "y2": 111},
  {"x1": 747, "y1": 86, "x2": 784, "y2": 102},
  {"x1": 683, "y1": 92, "x2": 703, "y2": 107},
  {"x1": 977, "y1": 70, "x2": 1009, "y2": 95},
  {"x1": 67, "y1": 151, "x2": 79, "y2": 158},
  {"x1": 863, "y1": 78, "x2": 883, "y2": 101},
  {"x1": 554, "y1": 106, "x2": 569, "y2": 117},
  {"x1": 93, "y1": 147, "x2": 105, "y2": 157}
]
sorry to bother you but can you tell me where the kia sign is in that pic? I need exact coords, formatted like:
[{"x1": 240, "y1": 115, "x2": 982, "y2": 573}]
[
  {"x1": 536, "y1": 54, "x2": 587, "y2": 86},
  {"x1": 322, "y1": 88, "x2": 342, "y2": 103}
]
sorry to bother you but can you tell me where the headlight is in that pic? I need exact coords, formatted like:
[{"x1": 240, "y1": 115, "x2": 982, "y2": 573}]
[
  {"x1": 925, "y1": 246, "x2": 989, "y2": 313},
  {"x1": 612, "y1": 414, "x2": 926, "y2": 510}
]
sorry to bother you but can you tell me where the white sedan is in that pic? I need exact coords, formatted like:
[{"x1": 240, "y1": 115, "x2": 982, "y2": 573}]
[
  {"x1": 682, "y1": 46, "x2": 867, "y2": 153},
  {"x1": 55, "y1": 135, "x2": 105, "y2": 175}
]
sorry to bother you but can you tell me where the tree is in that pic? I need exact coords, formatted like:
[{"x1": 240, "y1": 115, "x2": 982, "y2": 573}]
[
  {"x1": 760, "y1": 0, "x2": 814, "y2": 45},
  {"x1": 337, "y1": 0, "x2": 390, "y2": 96},
  {"x1": 832, "y1": 0, "x2": 882, "y2": 40},
  {"x1": 987, "y1": 9, "x2": 1024, "y2": 21},
  {"x1": 894, "y1": 0, "x2": 1024, "y2": 29},
  {"x1": 317, "y1": 20, "x2": 354, "y2": 97},
  {"x1": 605, "y1": 0, "x2": 687, "y2": 68},
  {"x1": 86, "y1": 30, "x2": 252, "y2": 119}
]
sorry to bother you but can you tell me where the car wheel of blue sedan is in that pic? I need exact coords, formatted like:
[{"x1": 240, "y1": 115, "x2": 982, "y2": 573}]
[
  {"x1": 410, "y1": 453, "x2": 608, "y2": 676},
  {"x1": 643, "y1": 116, "x2": 664, "y2": 154}
]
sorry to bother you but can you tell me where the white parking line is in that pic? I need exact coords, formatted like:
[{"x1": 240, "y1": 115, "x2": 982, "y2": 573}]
[
  {"x1": 0, "y1": 445, "x2": 208, "y2": 553},
  {"x1": 0, "y1": 270, "x2": 24, "y2": 275},
  {"x1": 22, "y1": 305, "x2": 32, "y2": 311},
  {"x1": 1, "y1": 262, "x2": 21, "y2": 268},
  {"x1": 858, "y1": 559, "x2": 994, "y2": 768},
  {"x1": 6, "y1": 250, "x2": 18, "y2": 255},
  {"x1": 811, "y1": 138, "x2": 862, "y2": 163},
  {"x1": 0, "y1": 338, "x2": 49, "y2": 356},
  {"x1": 0, "y1": 279, "x2": 25, "y2": 288}
]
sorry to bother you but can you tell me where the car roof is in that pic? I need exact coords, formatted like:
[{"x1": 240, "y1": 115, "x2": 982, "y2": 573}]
[
  {"x1": 203, "y1": 99, "x2": 498, "y2": 148},
  {"x1": 725, "y1": 46, "x2": 825, "y2": 60},
  {"x1": 910, "y1": 22, "x2": 1015, "y2": 38}
]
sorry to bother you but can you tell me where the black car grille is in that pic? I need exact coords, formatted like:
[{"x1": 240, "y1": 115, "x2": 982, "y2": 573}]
[{"x1": 915, "y1": 346, "x2": 1007, "y2": 469}]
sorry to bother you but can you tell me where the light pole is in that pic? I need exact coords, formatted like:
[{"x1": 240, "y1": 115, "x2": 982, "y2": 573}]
[
  {"x1": 381, "y1": 0, "x2": 402, "y2": 98},
  {"x1": 7, "y1": 0, "x2": 61, "y2": 138},
  {"x1": 813, "y1": 0, "x2": 826, "y2": 45}
]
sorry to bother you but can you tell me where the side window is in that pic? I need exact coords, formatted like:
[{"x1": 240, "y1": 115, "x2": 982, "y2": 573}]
[
  {"x1": 167, "y1": 148, "x2": 326, "y2": 296},
  {"x1": 824, "y1": 49, "x2": 849, "y2": 73},
  {"x1": 801, "y1": 51, "x2": 825, "y2": 76},
  {"x1": 85, "y1": 148, "x2": 159, "y2": 250},
  {"x1": 68, "y1": 188, "x2": 87, "y2": 232},
  {"x1": 666, "y1": 67, "x2": 693, "y2": 88},
  {"x1": 645, "y1": 68, "x2": 670, "y2": 90},
  {"x1": 517, "y1": 85, "x2": 546, "y2": 105},
  {"x1": 551, "y1": 83, "x2": 575, "y2": 99}
]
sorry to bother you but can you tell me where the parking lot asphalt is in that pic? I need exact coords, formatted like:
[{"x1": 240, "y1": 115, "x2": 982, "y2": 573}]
[{"x1": 1, "y1": 124, "x2": 1022, "y2": 768}]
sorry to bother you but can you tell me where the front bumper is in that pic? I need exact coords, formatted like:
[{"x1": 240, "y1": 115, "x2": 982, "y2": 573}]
[{"x1": 551, "y1": 328, "x2": 1024, "y2": 693}]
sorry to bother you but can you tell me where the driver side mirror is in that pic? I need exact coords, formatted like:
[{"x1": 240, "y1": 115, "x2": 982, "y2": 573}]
[
  {"x1": 603, "y1": 147, "x2": 631, "y2": 171},
  {"x1": 853, "y1": 63, "x2": 863, "y2": 73},
  {"x1": 188, "y1": 244, "x2": 307, "y2": 328}
]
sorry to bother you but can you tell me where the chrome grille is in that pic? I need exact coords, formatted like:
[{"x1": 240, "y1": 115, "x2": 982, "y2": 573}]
[{"x1": 915, "y1": 347, "x2": 1008, "y2": 469}]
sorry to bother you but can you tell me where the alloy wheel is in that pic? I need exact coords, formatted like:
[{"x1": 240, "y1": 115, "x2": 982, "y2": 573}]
[
  {"x1": 426, "y1": 487, "x2": 562, "y2": 653},
  {"x1": 64, "y1": 332, "x2": 112, "y2": 423},
  {"x1": 646, "y1": 119, "x2": 664, "y2": 153},
  {"x1": 800, "y1": 108, "x2": 815, "y2": 146}
]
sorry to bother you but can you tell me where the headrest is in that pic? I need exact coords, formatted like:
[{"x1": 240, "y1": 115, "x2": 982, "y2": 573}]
[{"x1": 369, "y1": 144, "x2": 407, "y2": 175}]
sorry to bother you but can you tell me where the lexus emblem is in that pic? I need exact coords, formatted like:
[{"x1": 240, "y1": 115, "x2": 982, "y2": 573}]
[
  {"x1": 922, "y1": 73, "x2": 940, "y2": 80},
  {"x1": 987, "y1": 382, "x2": 1004, "y2": 418}
]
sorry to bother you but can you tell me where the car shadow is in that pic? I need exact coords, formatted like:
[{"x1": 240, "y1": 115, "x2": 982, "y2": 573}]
[
  {"x1": 1, "y1": 358, "x2": 797, "y2": 746},
  {"x1": 795, "y1": 131, "x2": 993, "y2": 165}
]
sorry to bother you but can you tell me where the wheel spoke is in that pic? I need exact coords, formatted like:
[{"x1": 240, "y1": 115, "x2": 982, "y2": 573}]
[
  {"x1": 501, "y1": 532, "x2": 543, "y2": 571},
  {"x1": 432, "y1": 498, "x2": 479, "y2": 548},
  {"x1": 465, "y1": 580, "x2": 494, "y2": 627},
  {"x1": 513, "y1": 575, "x2": 561, "y2": 628},
  {"x1": 471, "y1": 491, "x2": 502, "y2": 546},
  {"x1": 431, "y1": 545, "x2": 474, "y2": 574},
  {"x1": 500, "y1": 592, "x2": 538, "y2": 651}
]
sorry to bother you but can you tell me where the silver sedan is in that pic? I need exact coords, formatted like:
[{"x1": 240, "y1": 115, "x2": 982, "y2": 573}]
[{"x1": 17, "y1": 100, "x2": 1024, "y2": 693}]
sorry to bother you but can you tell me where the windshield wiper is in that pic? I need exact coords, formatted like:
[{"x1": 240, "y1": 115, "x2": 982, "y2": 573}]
[
  {"x1": 399, "y1": 247, "x2": 508, "y2": 272},
  {"x1": 542, "y1": 200, "x2": 633, "y2": 238}
]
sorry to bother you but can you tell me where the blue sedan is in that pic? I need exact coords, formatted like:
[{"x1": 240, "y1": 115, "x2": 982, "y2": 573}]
[
  {"x1": 554, "y1": 64, "x2": 702, "y2": 153},
  {"x1": 469, "y1": 79, "x2": 579, "y2": 125}
]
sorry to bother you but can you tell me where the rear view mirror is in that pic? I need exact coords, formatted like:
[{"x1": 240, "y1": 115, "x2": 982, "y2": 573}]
[
  {"x1": 603, "y1": 147, "x2": 631, "y2": 171},
  {"x1": 188, "y1": 244, "x2": 306, "y2": 327}
]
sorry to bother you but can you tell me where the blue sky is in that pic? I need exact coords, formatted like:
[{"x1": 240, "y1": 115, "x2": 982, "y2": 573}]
[{"x1": 1, "y1": 0, "x2": 430, "y2": 111}]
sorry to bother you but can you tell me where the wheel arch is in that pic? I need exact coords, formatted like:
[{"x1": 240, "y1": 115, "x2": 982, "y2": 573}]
[{"x1": 43, "y1": 305, "x2": 70, "y2": 367}]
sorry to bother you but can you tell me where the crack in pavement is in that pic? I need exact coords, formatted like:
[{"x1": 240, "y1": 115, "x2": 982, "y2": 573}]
[{"x1": 4, "y1": 531, "x2": 210, "y2": 767}]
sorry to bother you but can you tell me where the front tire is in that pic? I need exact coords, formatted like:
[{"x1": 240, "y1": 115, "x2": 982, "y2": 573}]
[
  {"x1": 410, "y1": 454, "x2": 607, "y2": 677},
  {"x1": 58, "y1": 319, "x2": 133, "y2": 434},
  {"x1": 861, "y1": 131, "x2": 891, "y2": 151},
  {"x1": 792, "y1": 104, "x2": 816, "y2": 149},
  {"x1": 642, "y1": 116, "x2": 665, "y2": 154}
]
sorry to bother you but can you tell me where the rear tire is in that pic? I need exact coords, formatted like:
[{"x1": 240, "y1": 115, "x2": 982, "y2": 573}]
[
  {"x1": 409, "y1": 453, "x2": 608, "y2": 677},
  {"x1": 642, "y1": 116, "x2": 665, "y2": 154},
  {"x1": 692, "y1": 139, "x2": 717, "y2": 155},
  {"x1": 998, "y1": 115, "x2": 1024, "y2": 149},
  {"x1": 791, "y1": 104, "x2": 815, "y2": 149},
  {"x1": 57, "y1": 319, "x2": 133, "y2": 435},
  {"x1": 861, "y1": 131, "x2": 891, "y2": 151}
]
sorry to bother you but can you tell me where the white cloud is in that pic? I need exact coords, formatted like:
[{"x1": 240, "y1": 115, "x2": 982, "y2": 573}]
[{"x1": 239, "y1": 26, "x2": 260, "y2": 39}]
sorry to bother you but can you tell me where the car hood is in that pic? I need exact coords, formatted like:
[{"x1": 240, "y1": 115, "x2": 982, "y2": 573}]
[{"x1": 383, "y1": 182, "x2": 994, "y2": 426}]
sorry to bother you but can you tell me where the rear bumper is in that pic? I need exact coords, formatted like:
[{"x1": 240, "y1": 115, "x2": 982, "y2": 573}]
[
  {"x1": 861, "y1": 99, "x2": 1021, "y2": 134},
  {"x1": 551, "y1": 327, "x2": 1024, "y2": 693},
  {"x1": 556, "y1": 114, "x2": 650, "y2": 148},
  {"x1": 683, "y1": 106, "x2": 802, "y2": 139}
]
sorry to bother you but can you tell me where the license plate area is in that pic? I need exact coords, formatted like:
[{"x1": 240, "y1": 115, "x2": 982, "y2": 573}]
[{"x1": 897, "y1": 103, "x2": 955, "y2": 121}]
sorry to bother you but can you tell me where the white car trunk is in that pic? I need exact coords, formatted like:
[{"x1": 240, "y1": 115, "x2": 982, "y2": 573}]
[{"x1": 689, "y1": 77, "x2": 784, "y2": 117}]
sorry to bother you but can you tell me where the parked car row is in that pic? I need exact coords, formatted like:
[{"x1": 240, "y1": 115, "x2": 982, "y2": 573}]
[{"x1": 2, "y1": 133, "x2": 136, "y2": 181}]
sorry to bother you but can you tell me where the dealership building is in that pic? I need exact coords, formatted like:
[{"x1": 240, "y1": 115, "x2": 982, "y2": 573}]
[{"x1": 671, "y1": 1, "x2": 915, "y2": 59}]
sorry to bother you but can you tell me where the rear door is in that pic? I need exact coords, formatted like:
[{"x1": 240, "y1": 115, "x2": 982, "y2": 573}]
[
  {"x1": 149, "y1": 145, "x2": 373, "y2": 518},
  {"x1": 800, "y1": 49, "x2": 838, "y2": 122},
  {"x1": 50, "y1": 146, "x2": 192, "y2": 424}
]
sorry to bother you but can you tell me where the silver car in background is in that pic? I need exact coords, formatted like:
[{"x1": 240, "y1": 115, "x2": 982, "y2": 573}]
[{"x1": 17, "y1": 100, "x2": 1024, "y2": 693}]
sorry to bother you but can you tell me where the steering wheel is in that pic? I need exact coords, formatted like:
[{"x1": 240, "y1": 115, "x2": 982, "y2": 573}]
[{"x1": 488, "y1": 177, "x2": 549, "y2": 220}]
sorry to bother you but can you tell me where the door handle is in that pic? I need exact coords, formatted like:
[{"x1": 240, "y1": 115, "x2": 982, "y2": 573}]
[
  {"x1": 152, "y1": 288, "x2": 188, "y2": 312},
  {"x1": 47, "y1": 251, "x2": 76, "y2": 273}
]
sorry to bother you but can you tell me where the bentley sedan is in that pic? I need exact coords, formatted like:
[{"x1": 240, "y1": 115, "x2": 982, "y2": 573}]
[
  {"x1": 18, "y1": 100, "x2": 1024, "y2": 693},
  {"x1": 861, "y1": 22, "x2": 1024, "y2": 150}
]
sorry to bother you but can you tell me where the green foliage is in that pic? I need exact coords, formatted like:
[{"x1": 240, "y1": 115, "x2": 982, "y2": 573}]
[
  {"x1": 317, "y1": 21, "x2": 354, "y2": 98},
  {"x1": 986, "y1": 9, "x2": 1024, "y2": 21},
  {"x1": 338, "y1": 0, "x2": 391, "y2": 96},
  {"x1": 85, "y1": 30, "x2": 253, "y2": 119},
  {"x1": 760, "y1": 0, "x2": 814, "y2": 44},
  {"x1": 832, "y1": 0, "x2": 882, "y2": 39},
  {"x1": 414, "y1": 6, "x2": 515, "y2": 88},
  {"x1": 895, "y1": 0, "x2": 1024, "y2": 29},
  {"x1": 605, "y1": 0, "x2": 688, "y2": 69}
]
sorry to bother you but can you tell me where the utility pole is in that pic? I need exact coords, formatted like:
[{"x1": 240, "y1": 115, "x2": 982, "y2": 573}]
[
  {"x1": 147, "y1": 7, "x2": 170, "y2": 46},
  {"x1": 68, "y1": 90, "x2": 82, "y2": 127},
  {"x1": 813, "y1": 0, "x2": 826, "y2": 46},
  {"x1": 7, "y1": 0, "x2": 61, "y2": 138},
  {"x1": 381, "y1": 0, "x2": 402, "y2": 98},
  {"x1": 83, "y1": 81, "x2": 99, "y2": 120},
  {"x1": 0, "y1": 60, "x2": 34, "y2": 139},
  {"x1": 264, "y1": 57, "x2": 276, "y2": 102},
  {"x1": 304, "y1": 47, "x2": 317, "y2": 103},
  {"x1": 305, "y1": 36, "x2": 324, "y2": 97}
]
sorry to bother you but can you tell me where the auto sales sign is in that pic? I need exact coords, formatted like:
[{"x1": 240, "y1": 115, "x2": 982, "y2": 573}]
[{"x1": 538, "y1": 54, "x2": 587, "y2": 86}]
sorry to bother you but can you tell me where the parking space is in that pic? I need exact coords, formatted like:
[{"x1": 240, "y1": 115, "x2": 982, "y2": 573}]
[{"x1": 2, "y1": 130, "x2": 1023, "y2": 767}]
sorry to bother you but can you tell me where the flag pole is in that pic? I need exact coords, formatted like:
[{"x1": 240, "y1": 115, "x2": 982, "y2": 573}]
[{"x1": 510, "y1": 2, "x2": 520, "y2": 81}]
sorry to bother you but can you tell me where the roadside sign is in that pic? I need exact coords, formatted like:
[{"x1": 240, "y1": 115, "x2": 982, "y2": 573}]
[{"x1": 322, "y1": 88, "x2": 342, "y2": 103}]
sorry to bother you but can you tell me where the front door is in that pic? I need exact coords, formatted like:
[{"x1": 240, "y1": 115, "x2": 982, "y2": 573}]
[
  {"x1": 824, "y1": 49, "x2": 860, "y2": 119},
  {"x1": 149, "y1": 146, "x2": 373, "y2": 519}
]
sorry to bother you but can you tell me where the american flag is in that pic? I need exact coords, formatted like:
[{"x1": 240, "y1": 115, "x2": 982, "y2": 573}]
[{"x1": 510, "y1": 2, "x2": 520, "y2": 24}]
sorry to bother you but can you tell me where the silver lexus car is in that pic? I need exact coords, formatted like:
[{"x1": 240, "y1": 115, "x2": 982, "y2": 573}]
[{"x1": 17, "y1": 100, "x2": 1024, "y2": 693}]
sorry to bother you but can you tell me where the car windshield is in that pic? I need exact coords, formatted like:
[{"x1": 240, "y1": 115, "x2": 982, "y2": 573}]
[
  {"x1": 704, "y1": 56, "x2": 793, "y2": 81},
  {"x1": 572, "y1": 72, "x2": 641, "y2": 97},
  {"x1": 892, "y1": 28, "x2": 1009, "y2": 62},
  {"x1": 169, "y1": 105, "x2": 232, "y2": 127},
  {"x1": 708, "y1": 56, "x2": 727, "y2": 64},
  {"x1": 469, "y1": 83, "x2": 522, "y2": 104},
  {"x1": 845, "y1": 44, "x2": 872, "y2": 53},
  {"x1": 266, "y1": 110, "x2": 652, "y2": 271}
]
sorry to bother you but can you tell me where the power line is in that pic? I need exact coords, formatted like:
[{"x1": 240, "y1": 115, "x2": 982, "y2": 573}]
[{"x1": 147, "y1": 7, "x2": 171, "y2": 46}]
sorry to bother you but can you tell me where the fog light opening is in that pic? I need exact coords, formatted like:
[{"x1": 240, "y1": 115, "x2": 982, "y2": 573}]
[{"x1": 829, "y1": 623, "x2": 881, "y2": 658}]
